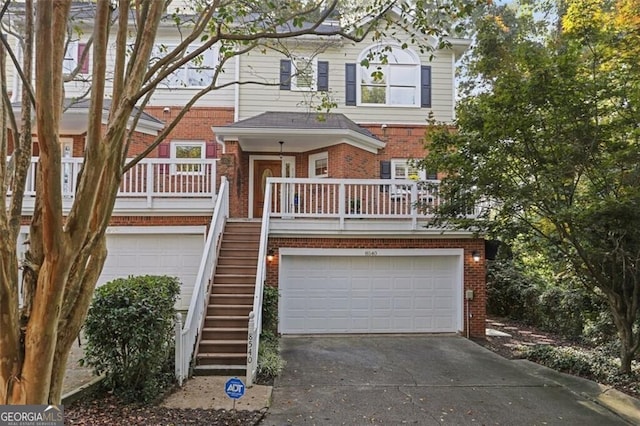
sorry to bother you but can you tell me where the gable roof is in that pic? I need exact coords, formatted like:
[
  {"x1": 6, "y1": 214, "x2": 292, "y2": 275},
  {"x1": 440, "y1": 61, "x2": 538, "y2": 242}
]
[{"x1": 214, "y1": 111, "x2": 385, "y2": 154}]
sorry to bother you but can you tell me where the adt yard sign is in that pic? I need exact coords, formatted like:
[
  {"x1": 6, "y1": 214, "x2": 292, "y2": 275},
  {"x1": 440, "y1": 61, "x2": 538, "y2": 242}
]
[{"x1": 225, "y1": 377, "x2": 245, "y2": 400}]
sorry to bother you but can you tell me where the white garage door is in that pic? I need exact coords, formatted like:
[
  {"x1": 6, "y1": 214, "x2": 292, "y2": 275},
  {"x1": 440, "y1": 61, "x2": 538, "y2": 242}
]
[
  {"x1": 280, "y1": 254, "x2": 461, "y2": 334},
  {"x1": 100, "y1": 233, "x2": 205, "y2": 310}
]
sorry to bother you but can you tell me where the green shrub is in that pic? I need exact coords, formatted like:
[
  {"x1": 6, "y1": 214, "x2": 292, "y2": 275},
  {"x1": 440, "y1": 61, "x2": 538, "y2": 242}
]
[
  {"x1": 257, "y1": 285, "x2": 284, "y2": 383},
  {"x1": 83, "y1": 275, "x2": 180, "y2": 403},
  {"x1": 486, "y1": 259, "x2": 541, "y2": 324},
  {"x1": 262, "y1": 285, "x2": 279, "y2": 336},
  {"x1": 257, "y1": 334, "x2": 285, "y2": 383}
]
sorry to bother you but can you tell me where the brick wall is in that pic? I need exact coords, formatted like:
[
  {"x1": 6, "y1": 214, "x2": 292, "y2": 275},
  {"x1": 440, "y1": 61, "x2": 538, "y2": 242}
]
[
  {"x1": 144, "y1": 106, "x2": 234, "y2": 157},
  {"x1": 265, "y1": 236, "x2": 486, "y2": 338},
  {"x1": 20, "y1": 215, "x2": 212, "y2": 228}
]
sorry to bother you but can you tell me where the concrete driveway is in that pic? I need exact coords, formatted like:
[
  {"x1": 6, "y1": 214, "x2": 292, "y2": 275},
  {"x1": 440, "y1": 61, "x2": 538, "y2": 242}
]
[{"x1": 262, "y1": 336, "x2": 630, "y2": 425}]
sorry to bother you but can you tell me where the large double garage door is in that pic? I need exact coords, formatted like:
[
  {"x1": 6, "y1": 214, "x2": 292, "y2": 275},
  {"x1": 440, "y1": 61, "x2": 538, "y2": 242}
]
[{"x1": 279, "y1": 249, "x2": 463, "y2": 334}]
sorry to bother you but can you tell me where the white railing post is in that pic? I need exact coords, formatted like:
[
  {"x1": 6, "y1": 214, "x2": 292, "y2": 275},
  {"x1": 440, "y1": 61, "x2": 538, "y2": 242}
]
[
  {"x1": 246, "y1": 312, "x2": 257, "y2": 387},
  {"x1": 338, "y1": 182, "x2": 346, "y2": 230},
  {"x1": 146, "y1": 162, "x2": 154, "y2": 207},
  {"x1": 411, "y1": 182, "x2": 419, "y2": 230},
  {"x1": 175, "y1": 313, "x2": 183, "y2": 386}
]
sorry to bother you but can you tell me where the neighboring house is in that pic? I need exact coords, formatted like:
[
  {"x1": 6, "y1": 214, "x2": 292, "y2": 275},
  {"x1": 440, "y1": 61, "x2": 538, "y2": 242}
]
[{"x1": 5, "y1": 4, "x2": 486, "y2": 382}]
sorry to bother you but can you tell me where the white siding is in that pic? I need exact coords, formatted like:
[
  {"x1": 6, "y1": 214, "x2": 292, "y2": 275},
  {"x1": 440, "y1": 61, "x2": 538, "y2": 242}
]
[
  {"x1": 237, "y1": 34, "x2": 457, "y2": 124},
  {"x1": 26, "y1": 28, "x2": 236, "y2": 109}
]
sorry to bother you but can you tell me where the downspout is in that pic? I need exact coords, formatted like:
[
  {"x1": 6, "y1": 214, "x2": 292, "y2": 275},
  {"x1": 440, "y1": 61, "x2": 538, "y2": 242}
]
[
  {"x1": 215, "y1": 134, "x2": 226, "y2": 154},
  {"x1": 234, "y1": 51, "x2": 240, "y2": 122}
]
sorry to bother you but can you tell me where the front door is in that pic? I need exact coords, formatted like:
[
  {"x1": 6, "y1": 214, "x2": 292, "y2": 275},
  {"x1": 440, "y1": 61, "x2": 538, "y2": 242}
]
[{"x1": 253, "y1": 160, "x2": 282, "y2": 218}]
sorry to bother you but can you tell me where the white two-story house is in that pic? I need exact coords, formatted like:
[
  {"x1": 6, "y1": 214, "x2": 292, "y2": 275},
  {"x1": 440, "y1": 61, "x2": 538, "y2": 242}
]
[{"x1": 5, "y1": 2, "x2": 486, "y2": 384}]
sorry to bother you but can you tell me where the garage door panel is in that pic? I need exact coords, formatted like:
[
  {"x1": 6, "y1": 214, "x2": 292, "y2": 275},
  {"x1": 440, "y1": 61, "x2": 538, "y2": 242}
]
[
  {"x1": 280, "y1": 255, "x2": 459, "y2": 334},
  {"x1": 100, "y1": 233, "x2": 204, "y2": 311}
]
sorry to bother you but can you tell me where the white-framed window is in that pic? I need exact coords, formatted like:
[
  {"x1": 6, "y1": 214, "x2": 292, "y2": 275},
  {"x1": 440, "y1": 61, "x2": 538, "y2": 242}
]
[
  {"x1": 292, "y1": 57, "x2": 317, "y2": 91},
  {"x1": 309, "y1": 152, "x2": 328, "y2": 178},
  {"x1": 358, "y1": 44, "x2": 420, "y2": 106},
  {"x1": 63, "y1": 41, "x2": 89, "y2": 75},
  {"x1": 391, "y1": 159, "x2": 437, "y2": 181},
  {"x1": 155, "y1": 45, "x2": 218, "y2": 88},
  {"x1": 171, "y1": 141, "x2": 205, "y2": 174}
]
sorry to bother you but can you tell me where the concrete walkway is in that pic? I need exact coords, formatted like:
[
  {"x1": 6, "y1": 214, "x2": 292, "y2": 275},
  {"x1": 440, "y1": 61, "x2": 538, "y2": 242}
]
[{"x1": 262, "y1": 336, "x2": 639, "y2": 425}]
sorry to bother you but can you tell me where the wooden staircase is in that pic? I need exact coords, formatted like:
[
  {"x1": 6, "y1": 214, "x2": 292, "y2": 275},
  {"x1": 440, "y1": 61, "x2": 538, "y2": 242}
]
[{"x1": 194, "y1": 220, "x2": 262, "y2": 375}]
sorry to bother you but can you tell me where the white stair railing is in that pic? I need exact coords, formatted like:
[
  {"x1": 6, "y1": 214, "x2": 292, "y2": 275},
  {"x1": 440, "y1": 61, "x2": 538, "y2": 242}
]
[
  {"x1": 175, "y1": 176, "x2": 229, "y2": 385},
  {"x1": 245, "y1": 178, "x2": 273, "y2": 386}
]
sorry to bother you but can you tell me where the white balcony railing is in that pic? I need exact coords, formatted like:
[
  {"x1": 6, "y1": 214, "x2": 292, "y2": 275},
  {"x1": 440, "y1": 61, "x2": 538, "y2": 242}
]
[
  {"x1": 6, "y1": 157, "x2": 217, "y2": 206},
  {"x1": 266, "y1": 177, "x2": 478, "y2": 229}
]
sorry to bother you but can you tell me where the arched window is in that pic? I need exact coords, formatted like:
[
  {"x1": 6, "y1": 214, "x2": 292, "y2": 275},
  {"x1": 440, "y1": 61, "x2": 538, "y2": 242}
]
[{"x1": 357, "y1": 44, "x2": 421, "y2": 106}]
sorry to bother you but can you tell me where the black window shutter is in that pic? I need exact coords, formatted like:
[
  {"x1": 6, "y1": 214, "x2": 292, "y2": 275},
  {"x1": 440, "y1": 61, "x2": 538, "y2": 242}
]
[
  {"x1": 317, "y1": 61, "x2": 329, "y2": 91},
  {"x1": 345, "y1": 63, "x2": 356, "y2": 105},
  {"x1": 421, "y1": 65, "x2": 432, "y2": 108},
  {"x1": 380, "y1": 160, "x2": 391, "y2": 179},
  {"x1": 280, "y1": 59, "x2": 291, "y2": 90}
]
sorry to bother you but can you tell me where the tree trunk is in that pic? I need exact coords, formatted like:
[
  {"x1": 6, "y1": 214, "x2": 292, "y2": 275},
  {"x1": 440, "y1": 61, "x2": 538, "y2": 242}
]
[{"x1": 48, "y1": 238, "x2": 107, "y2": 403}]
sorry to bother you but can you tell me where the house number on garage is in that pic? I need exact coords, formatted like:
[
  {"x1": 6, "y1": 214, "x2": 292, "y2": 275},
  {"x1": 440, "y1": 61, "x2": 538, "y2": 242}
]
[{"x1": 364, "y1": 250, "x2": 378, "y2": 256}]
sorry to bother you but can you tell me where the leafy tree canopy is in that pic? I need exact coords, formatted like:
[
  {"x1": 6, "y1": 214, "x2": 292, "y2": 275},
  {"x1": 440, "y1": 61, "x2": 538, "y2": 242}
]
[{"x1": 420, "y1": 0, "x2": 640, "y2": 372}]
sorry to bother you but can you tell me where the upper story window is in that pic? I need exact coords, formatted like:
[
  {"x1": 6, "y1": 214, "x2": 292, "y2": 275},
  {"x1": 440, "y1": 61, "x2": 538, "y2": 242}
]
[
  {"x1": 309, "y1": 152, "x2": 328, "y2": 178},
  {"x1": 359, "y1": 45, "x2": 420, "y2": 106},
  {"x1": 155, "y1": 45, "x2": 218, "y2": 88},
  {"x1": 292, "y1": 57, "x2": 317, "y2": 91},
  {"x1": 63, "y1": 41, "x2": 89, "y2": 75},
  {"x1": 391, "y1": 159, "x2": 437, "y2": 181},
  {"x1": 280, "y1": 58, "x2": 328, "y2": 91},
  {"x1": 345, "y1": 44, "x2": 431, "y2": 108}
]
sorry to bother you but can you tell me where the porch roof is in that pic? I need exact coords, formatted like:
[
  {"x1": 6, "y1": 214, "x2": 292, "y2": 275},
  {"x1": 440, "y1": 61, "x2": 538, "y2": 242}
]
[
  {"x1": 213, "y1": 111, "x2": 386, "y2": 154},
  {"x1": 12, "y1": 99, "x2": 165, "y2": 136}
]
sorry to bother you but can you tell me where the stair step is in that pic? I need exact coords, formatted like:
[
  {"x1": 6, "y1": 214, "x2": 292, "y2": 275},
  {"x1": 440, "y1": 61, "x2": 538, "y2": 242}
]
[
  {"x1": 198, "y1": 340, "x2": 247, "y2": 353},
  {"x1": 217, "y1": 257, "x2": 260, "y2": 266},
  {"x1": 215, "y1": 265, "x2": 257, "y2": 273},
  {"x1": 221, "y1": 242, "x2": 260, "y2": 251},
  {"x1": 204, "y1": 315, "x2": 248, "y2": 328},
  {"x1": 223, "y1": 233, "x2": 261, "y2": 241},
  {"x1": 211, "y1": 284, "x2": 255, "y2": 294},
  {"x1": 201, "y1": 327, "x2": 248, "y2": 340},
  {"x1": 196, "y1": 353, "x2": 247, "y2": 366},
  {"x1": 193, "y1": 365, "x2": 246, "y2": 376},
  {"x1": 209, "y1": 294, "x2": 253, "y2": 305},
  {"x1": 219, "y1": 247, "x2": 259, "y2": 253},
  {"x1": 206, "y1": 304, "x2": 252, "y2": 316},
  {"x1": 213, "y1": 275, "x2": 256, "y2": 285}
]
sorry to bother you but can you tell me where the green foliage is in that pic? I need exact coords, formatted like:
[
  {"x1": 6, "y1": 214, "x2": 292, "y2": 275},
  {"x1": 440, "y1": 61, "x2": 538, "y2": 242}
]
[
  {"x1": 257, "y1": 333, "x2": 286, "y2": 383},
  {"x1": 262, "y1": 285, "x2": 279, "y2": 336},
  {"x1": 486, "y1": 259, "x2": 541, "y2": 324},
  {"x1": 83, "y1": 275, "x2": 180, "y2": 403},
  {"x1": 521, "y1": 344, "x2": 639, "y2": 391},
  {"x1": 422, "y1": 0, "x2": 640, "y2": 372},
  {"x1": 257, "y1": 285, "x2": 284, "y2": 383}
]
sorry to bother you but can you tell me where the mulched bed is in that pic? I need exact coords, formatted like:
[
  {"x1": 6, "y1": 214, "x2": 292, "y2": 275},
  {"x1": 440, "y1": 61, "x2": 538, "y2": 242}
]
[
  {"x1": 476, "y1": 316, "x2": 639, "y2": 399},
  {"x1": 65, "y1": 396, "x2": 265, "y2": 425}
]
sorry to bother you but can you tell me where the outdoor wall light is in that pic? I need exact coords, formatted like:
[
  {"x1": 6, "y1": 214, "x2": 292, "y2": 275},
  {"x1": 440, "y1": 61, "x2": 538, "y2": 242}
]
[
  {"x1": 472, "y1": 251, "x2": 481, "y2": 262},
  {"x1": 267, "y1": 248, "x2": 275, "y2": 263}
]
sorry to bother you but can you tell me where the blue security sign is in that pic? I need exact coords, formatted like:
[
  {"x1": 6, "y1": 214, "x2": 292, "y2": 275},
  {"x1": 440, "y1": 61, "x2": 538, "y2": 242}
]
[{"x1": 224, "y1": 377, "x2": 245, "y2": 400}]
